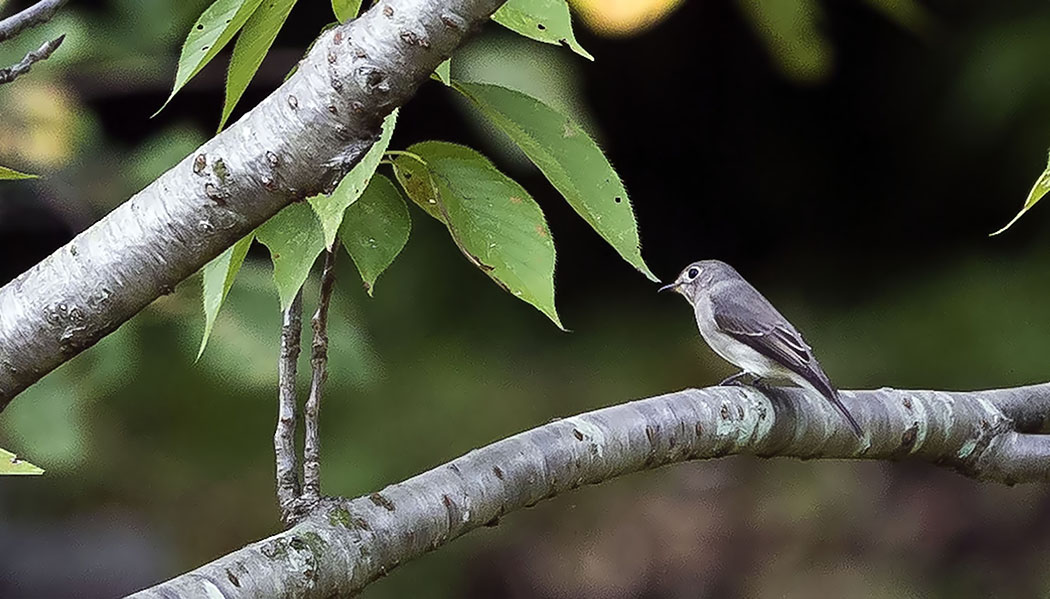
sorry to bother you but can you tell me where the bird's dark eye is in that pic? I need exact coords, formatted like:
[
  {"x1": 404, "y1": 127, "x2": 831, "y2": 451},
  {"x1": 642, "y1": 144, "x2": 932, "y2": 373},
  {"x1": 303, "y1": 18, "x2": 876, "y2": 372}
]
[{"x1": 687, "y1": 267, "x2": 700, "y2": 279}]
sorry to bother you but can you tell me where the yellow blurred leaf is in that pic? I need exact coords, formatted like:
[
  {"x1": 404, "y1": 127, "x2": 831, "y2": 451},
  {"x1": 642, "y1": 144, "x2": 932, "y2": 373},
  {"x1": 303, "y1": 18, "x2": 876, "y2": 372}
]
[
  {"x1": 568, "y1": 0, "x2": 684, "y2": 37},
  {"x1": 0, "y1": 80, "x2": 78, "y2": 167}
]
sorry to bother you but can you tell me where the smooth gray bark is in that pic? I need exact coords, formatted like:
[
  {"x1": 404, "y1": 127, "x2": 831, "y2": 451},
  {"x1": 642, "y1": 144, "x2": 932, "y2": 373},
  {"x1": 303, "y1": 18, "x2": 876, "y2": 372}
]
[
  {"x1": 0, "y1": 0, "x2": 506, "y2": 409},
  {"x1": 126, "y1": 382, "x2": 1050, "y2": 599}
]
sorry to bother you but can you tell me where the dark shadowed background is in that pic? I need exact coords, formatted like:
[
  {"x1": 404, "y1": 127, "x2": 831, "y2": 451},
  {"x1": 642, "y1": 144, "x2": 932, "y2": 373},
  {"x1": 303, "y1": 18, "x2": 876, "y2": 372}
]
[{"x1": 2, "y1": 0, "x2": 1050, "y2": 597}]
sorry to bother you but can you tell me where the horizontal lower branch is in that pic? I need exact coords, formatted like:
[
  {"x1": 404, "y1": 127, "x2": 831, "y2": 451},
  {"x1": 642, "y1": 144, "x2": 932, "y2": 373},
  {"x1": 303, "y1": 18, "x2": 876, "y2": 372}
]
[{"x1": 126, "y1": 382, "x2": 1050, "y2": 598}]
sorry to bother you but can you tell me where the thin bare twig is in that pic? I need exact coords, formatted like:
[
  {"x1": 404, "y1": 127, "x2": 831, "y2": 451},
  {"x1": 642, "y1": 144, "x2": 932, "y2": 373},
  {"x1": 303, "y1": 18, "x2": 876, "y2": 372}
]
[
  {"x1": 303, "y1": 249, "x2": 337, "y2": 505},
  {"x1": 274, "y1": 289, "x2": 303, "y2": 524},
  {"x1": 0, "y1": 0, "x2": 69, "y2": 43},
  {"x1": 0, "y1": 34, "x2": 63, "y2": 85}
]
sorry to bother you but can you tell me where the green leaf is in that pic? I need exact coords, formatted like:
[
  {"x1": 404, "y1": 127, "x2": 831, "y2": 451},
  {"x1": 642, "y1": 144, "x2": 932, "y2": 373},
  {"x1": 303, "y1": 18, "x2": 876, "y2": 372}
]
[
  {"x1": 332, "y1": 0, "x2": 363, "y2": 22},
  {"x1": 219, "y1": 0, "x2": 299, "y2": 131},
  {"x1": 256, "y1": 202, "x2": 326, "y2": 309},
  {"x1": 432, "y1": 58, "x2": 452, "y2": 85},
  {"x1": 392, "y1": 151, "x2": 444, "y2": 221},
  {"x1": 992, "y1": 150, "x2": 1050, "y2": 236},
  {"x1": 0, "y1": 165, "x2": 37, "y2": 180},
  {"x1": 492, "y1": 0, "x2": 593, "y2": 61},
  {"x1": 454, "y1": 81, "x2": 657, "y2": 281},
  {"x1": 156, "y1": 0, "x2": 266, "y2": 115},
  {"x1": 198, "y1": 234, "x2": 253, "y2": 360},
  {"x1": 393, "y1": 142, "x2": 562, "y2": 328},
  {"x1": 0, "y1": 447, "x2": 43, "y2": 475},
  {"x1": 309, "y1": 109, "x2": 398, "y2": 247},
  {"x1": 339, "y1": 174, "x2": 411, "y2": 296}
]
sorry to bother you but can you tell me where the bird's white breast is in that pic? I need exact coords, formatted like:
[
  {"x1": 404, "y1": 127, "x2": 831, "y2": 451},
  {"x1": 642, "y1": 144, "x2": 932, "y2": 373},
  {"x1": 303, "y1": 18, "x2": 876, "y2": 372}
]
[{"x1": 693, "y1": 294, "x2": 792, "y2": 380}]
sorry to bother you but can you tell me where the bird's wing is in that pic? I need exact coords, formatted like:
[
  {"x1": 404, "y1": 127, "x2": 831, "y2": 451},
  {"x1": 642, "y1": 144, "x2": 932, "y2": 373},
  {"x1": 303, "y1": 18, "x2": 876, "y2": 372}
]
[{"x1": 710, "y1": 280, "x2": 834, "y2": 397}]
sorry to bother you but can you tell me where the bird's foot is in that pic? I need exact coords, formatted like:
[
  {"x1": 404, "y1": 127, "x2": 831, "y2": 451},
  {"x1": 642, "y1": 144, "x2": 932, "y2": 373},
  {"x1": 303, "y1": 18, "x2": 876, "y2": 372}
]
[{"x1": 719, "y1": 372, "x2": 752, "y2": 387}]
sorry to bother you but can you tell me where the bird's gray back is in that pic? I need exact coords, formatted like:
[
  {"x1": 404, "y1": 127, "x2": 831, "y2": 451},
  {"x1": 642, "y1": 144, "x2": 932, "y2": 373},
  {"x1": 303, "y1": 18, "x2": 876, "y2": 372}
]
[{"x1": 706, "y1": 276, "x2": 836, "y2": 397}]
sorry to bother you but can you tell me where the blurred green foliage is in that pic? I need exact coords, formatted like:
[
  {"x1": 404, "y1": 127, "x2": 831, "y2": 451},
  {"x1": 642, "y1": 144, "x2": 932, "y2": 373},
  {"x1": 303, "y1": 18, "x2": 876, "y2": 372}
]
[
  {"x1": 0, "y1": 165, "x2": 36, "y2": 179},
  {"x1": 737, "y1": 0, "x2": 833, "y2": 83}
]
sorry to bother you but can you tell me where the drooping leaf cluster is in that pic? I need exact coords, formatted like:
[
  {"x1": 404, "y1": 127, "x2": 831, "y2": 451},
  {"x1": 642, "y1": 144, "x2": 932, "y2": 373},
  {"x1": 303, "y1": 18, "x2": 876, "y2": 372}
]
[{"x1": 151, "y1": 0, "x2": 657, "y2": 355}]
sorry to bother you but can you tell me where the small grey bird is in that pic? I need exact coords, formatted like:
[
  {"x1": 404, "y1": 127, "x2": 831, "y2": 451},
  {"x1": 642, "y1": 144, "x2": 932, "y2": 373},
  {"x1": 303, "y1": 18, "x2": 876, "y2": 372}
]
[{"x1": 660, "y1": 260, "x2": 862, "y2": 437}]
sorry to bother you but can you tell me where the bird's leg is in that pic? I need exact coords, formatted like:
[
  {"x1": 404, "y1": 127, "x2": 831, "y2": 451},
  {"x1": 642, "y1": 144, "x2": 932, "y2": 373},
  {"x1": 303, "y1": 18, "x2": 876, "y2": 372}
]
[{"x1": 719, "y1": 371, "x2": 752, "y2": 387}]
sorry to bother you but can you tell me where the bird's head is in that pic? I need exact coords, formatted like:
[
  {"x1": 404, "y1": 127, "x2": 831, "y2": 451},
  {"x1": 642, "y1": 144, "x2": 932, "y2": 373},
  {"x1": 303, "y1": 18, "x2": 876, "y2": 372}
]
[{"x1": 658, "y1": 259, "x2": 736, "y2": 304}]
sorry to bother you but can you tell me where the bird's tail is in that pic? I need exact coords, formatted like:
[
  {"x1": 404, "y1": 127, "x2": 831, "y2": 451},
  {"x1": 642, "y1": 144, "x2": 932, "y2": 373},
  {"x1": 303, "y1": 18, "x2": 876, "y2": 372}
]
[
  {"x1": 827, "y1": 390, "x2": 863, "y2": 438},
  {"x1": 800, "y1": 376, "x2": 863, "y2": 438}
]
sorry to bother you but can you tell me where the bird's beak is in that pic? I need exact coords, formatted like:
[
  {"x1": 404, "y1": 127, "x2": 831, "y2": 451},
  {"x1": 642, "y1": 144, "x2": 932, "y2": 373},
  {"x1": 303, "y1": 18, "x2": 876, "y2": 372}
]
[{"x1": 658, "y1": 282, "x2": 680, "y2": 294}]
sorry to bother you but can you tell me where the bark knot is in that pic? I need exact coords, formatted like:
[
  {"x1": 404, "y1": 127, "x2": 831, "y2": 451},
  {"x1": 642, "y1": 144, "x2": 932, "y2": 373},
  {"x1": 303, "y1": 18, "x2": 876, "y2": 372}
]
[{"x1": 369, "y1": 492, "x2": 395, "y2": 511}]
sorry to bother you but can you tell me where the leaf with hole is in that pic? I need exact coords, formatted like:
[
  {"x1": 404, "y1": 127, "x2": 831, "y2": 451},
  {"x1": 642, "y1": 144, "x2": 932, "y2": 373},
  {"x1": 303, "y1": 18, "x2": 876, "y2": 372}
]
[
  {"x1": 156, "y1": 0, "x2": 266, "y2": 115},
  {"x1": 0, "y1": 447, "x2": 43, "y2": 475},
  {"x1": 256, "y1": 202, "x2": 326, "y2": 309},
  {"x1": 198, "y1": 234, "x2": 253, "y2": 360},
  {"x1": 993, "y1": 150, "x2": 1050, "y2": 235},
  {"x1": 454, "y1": 81, "x2": 656, "y2": 281},
  {"x1": 309, "y1": 109, "x2": 398, "y2": 248},
  {"x1": 219, "y1": 0, "x2": 299, "y2": 131},
  {"x1": 339, "y1": 174, "x2": 411, "y2": 296},
  {"x1": 393, "y1": 142, "x2": 562, "y2": 328},
  {"x1": 492, "y1": 0, "x2": 593, "y2": 61},
  {"x1": 331, "y1": 0, "x2": 363, "y2": 21},
  {"x1": 0, "y1": 166, "x2": 37, "y2": 180}
]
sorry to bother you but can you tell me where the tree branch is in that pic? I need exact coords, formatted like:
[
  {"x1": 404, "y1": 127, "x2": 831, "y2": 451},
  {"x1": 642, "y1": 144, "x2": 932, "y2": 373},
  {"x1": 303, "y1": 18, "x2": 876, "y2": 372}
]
[
  {"x1": 275, "y1": 289, "x2": 304, "y2": 524},
  {"x1": 303, "y1": 250, "x2": 337, "y2": 506},
  {"x1": 0, "y1": 0, "x2": 507, "y2": 409},
  {"x1": 0, "y1": 34, "x2": 63, "y2": 84},
  {"x1": 0, "y1": 0, "x2": 68, "y2": 43},
  {"x1": 125, "y1": 382, "x2": 1050, "y2": 598}
]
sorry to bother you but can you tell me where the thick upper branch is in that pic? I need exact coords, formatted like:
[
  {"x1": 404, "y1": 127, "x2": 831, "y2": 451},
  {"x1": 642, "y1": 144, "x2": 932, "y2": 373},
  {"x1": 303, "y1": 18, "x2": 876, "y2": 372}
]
[
  {"x1": 0, "y1": 0, "x2": 506, "y2": 409},
  {"x1": 126, "y1": 382, "x2": 1050, "y2": 598}
]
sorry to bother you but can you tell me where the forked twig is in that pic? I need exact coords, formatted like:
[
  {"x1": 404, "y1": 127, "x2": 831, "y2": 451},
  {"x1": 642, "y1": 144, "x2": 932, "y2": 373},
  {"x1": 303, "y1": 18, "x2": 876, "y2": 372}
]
[
  {"x1": 303, "y1": 249, "x2": 337, "y2": 505},
  {"x1": 274, "y1": 289, "x2": 303, "y2": 524}
]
